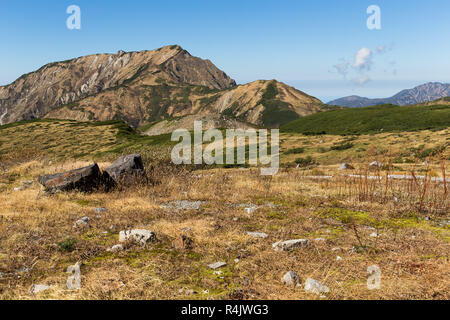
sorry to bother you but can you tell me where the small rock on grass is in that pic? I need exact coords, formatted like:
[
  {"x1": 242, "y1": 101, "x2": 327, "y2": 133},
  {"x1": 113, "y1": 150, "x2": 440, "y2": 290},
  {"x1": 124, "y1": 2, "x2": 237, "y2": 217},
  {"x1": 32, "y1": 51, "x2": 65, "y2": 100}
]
[
  {"x1": 208, "y1": 262, "x2": 227, "y2": 270},
  {"x1": 119, "y1": 229, "x2": 156, "y2": 246},
  {"x1": 73, "y1": 216, "x2": 90, "y2": 229},
  {"x1": 107, "y1": 244, "x2": 124, "y2": 253},
  {"x1": 282, "y1": 271, "x2": 300, "y2": 287},
  {"x1": 247, "y1": 232, "x2": 268, "y2": 239},
  {"x1": 304, "y1": 278, "x2": 330, "y2": 296},
  {"x1": 272, "y1": 239, "x2": 310, "y2": 252}
]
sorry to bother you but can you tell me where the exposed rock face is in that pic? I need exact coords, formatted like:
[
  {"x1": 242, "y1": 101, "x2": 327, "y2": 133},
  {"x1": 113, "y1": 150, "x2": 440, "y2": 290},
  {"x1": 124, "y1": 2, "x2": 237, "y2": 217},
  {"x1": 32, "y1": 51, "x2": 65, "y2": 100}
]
[
  {"x1": 38, "y1": 164, "x2": 103, "y2": 192},
  {"x1": 104, "y1": 154, "x2": 145, "y2": 184},
  {"x1": 0, "y1": 45, "x2": 235, "y2": 125}
]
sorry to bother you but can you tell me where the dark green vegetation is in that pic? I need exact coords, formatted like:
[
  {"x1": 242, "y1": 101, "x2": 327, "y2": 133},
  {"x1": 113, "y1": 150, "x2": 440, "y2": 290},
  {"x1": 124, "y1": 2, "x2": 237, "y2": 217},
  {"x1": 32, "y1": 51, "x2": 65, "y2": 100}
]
[
  {"x1": 281, "y1": 104, "x2": 450, "y2": 135},
  {"x1": 0, "y1": 119, "x2": 175, "y2": 163},
  {"x1": 259, "y1": 81, "x2": 299, "y2": 128},
  {"x1": 284, "y1": 147, "x2": 305, "y2": 155}
]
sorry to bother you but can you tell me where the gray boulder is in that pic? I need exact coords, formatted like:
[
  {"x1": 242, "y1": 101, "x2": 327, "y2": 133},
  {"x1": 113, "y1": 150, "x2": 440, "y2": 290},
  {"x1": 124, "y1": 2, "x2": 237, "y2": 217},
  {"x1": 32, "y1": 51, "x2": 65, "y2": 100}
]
[
  {"x1": 104, "y1": 154, "x2": 146, "y2": 184},
  {"x1": 38, "y1": 164, "x2": 103, "y2": 193}
]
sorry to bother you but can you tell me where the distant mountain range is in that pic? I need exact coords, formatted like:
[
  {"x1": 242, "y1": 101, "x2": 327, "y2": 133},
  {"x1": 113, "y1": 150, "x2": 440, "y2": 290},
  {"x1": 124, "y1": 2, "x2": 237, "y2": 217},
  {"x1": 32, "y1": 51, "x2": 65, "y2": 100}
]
[{"x1": 328, "y1": 82, "x2": 450, "y2": 107}]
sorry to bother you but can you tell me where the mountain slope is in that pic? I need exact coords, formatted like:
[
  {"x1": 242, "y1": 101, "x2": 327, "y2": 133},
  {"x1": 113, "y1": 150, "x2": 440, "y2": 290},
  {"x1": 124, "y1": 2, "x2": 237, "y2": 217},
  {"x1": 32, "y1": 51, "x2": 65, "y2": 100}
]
[
  {"x1": 0, "y1": 46, "x2": 325, "y2": 131},
  {"x1": 0, "y1": 45, "x2": 236, "y2": 125},
  {"x1": 328, "y1": 82, "x2": 450, "y2": 107},
  {"x1": 281, "y1": 104, "x2": 450, "y2": 135}
]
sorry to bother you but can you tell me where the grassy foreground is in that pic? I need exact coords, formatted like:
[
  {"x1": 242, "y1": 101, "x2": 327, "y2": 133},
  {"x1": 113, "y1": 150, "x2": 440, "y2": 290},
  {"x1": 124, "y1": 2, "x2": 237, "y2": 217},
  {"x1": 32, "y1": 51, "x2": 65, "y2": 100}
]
[{"x1": 0, "y1": 119, "x2": 448, "y2": 300}]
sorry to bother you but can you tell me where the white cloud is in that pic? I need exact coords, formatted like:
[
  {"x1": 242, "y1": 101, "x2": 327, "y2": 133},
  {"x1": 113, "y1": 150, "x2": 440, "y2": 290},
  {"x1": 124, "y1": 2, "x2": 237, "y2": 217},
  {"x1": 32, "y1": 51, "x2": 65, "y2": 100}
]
[
  {"x1": 333, "y1": 60, "x2": 350, "y2": 77},
  {"x1": 353, "y1": 47, "x2": 373, "y2": 71}
]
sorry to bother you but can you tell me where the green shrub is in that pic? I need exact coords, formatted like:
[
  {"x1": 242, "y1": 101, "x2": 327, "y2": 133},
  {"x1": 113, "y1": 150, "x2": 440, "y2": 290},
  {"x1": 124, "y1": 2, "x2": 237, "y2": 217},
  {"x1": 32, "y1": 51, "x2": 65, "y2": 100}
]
[
  {"x1": 294, "y1": 156, "x2": 315, "y2": 167},
  {"x1": 285, "y1": 147, "x2": 305, "y2": 155},
  {"x1": 58, "y1": 238, "x2": 77, "y2": 252}
]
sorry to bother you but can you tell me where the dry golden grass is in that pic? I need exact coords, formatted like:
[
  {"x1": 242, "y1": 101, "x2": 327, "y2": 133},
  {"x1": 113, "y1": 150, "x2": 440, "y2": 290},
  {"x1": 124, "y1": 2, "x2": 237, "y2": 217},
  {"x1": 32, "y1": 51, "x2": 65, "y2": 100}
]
[{"x1": 0, "y1": 156, "x2": 448, "y2": 300}]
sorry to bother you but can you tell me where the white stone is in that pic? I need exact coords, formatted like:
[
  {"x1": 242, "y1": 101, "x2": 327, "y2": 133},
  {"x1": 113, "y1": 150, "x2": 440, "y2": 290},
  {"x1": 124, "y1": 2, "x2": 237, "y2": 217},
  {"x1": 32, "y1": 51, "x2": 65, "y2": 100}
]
[
  {"x1": 208, "y1": 262, "x2": 227, "y2": 270},
  {"x1": 107, "y1": 244, "x2": 124, "y2": 253},
  {"x1": 369, "y1": 161, "x2": 383, "y2": 168},
  {"x1": 272, "y1": 239, "x2": 310, "y2": 252},
  {"x1": 282, "y1": 271, "x2": 300, "y2": 287},
  {"x1": 247, "y1": 232, "x2": 268, "y2": 239},
  {"x1": 304, "y1": 278, "x2": 330, "y2": 295},
  {"x1": 336, "y1": 256, "x2": 343, "y2": 261},
  {"x1": 314, "y1": 238, "x2": 326, "y2": 242},
  {"x1": 119, "y1": 229, "x2": 156, "y2": 246}
]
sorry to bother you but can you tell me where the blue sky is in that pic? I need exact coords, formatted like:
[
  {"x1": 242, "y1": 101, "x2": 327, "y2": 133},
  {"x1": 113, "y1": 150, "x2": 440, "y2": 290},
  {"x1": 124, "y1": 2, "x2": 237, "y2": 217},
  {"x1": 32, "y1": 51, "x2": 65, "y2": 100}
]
[{"x1": 1, "y1": 0, "x2": 449, "y2": 101}]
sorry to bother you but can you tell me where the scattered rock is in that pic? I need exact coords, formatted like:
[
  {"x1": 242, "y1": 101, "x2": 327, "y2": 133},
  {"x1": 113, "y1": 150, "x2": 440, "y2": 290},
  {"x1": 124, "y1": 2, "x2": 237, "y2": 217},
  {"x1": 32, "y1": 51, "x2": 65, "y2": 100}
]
[
  {"x1": 208, "y1": 262, "x2": 227, "y2": 270},
  {"x1": 179, "y1": 288, "x2": 195, "y2": 296},
  {"x1": 369, "y1": 161, "x2": 383, "y2": 169},
  {"x1": 336, "y1": 256, "x2": 343, "y2": 261},
  {"x1": 314, "y1": 238, "x2": 327, "y2": 242},
  {"x1": 38, "y1": 164, "x2": 104, "y2": 193},
  {"x1": 339, "y1": 163, "x2": 354, "y2": 170},
  {"x1": 272, "y1": 239, "x2": 310, "y2": 252},
  {"x1": 247, "y1": 232, "x2": 268, "y2": 239},
  {"x1": 172, "y1": 235, "x2": 194, "y2": 250},
  {"x1": 369, "y1": 232, "x2": 378, "y2": 238},
  {"x1": 30, "y1": 284, "x2": 51, "y2": 295},
  {"x1": 119, "y1": 229, "x2": 156, "y2": 246},
  {"x1": 162, "y1": 200, "x2": 206, "y2": 210},
  {"x1": 104, "y1": 154, "x2": 146, "y2": 185},
  {"x1": 94, "y1": 208, "x2": 107, "y2": 213},
  {"x1": 107, "y1": 244, "x2": 124, "y2": 253},
  {"x1": 234, "y1": 259, "x2": 240, "y2": 264},
  {"x1": 73, "y1": 216, "x2": 90, "y2": 229},
  {"x1": 282, "y1": 271, "x2": 300, "y2": 287},
  {"x1": 304, "y1": 278, "x2": 330, "y2": 296}
]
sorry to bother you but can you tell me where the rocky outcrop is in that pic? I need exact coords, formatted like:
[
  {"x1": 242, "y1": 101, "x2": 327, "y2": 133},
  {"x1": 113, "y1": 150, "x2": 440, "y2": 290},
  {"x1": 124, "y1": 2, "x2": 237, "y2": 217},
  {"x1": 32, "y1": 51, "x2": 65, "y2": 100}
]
[
  {"x1": 37, "y1": 154, "x2": 146, "y2": 192},
  {"x1": 104, "y1": 154, "x2": 145, "y2": 184},
  {"x1": 38, "y1": 164, "x2": 103, "y2": 193}
]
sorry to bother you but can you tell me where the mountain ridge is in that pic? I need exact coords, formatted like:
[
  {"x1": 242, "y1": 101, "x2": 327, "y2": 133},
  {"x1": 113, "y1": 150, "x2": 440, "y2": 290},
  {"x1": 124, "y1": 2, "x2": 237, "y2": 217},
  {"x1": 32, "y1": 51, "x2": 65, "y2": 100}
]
[
  {"x1": 328, "y1": 82, "x2": 450, "y2": 107},
  {"x1": 0, "y1": 45, "x2": 325, "y2": 132}
]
